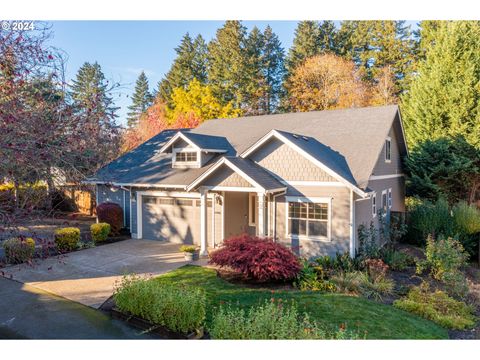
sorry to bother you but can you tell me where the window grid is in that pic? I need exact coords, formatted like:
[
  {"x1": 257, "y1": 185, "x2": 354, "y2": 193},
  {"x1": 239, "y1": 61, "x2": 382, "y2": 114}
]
[
  {"x1": 288, "y1": 201, "x2": 328, "y2": 238},
  {"x1": 175, "y1": 151, "x2": 197, "y2": 162}
]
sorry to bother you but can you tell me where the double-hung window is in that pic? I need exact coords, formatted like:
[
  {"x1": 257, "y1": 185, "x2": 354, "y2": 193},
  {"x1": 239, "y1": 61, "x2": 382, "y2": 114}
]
[
  {"x1": 388, "y1": 188, "x2": 392, "y2": 209},
  {"x1": 372, "y1": 193, "x2": 377, "y2": 217},
  {"x1": 287, "y1": 198, "x2": 330, "y2": 240}
]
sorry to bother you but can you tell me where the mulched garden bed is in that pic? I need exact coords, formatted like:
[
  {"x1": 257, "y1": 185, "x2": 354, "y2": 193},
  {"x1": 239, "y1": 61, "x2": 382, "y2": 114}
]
[{"x1": 215, "y1": 266, "x2": 296, "y2": 291}]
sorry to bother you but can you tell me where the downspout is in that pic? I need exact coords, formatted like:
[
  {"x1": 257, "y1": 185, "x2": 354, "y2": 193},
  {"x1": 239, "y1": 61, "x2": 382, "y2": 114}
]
[{"x1": 272, "y1": 190, "x2": 287, "y2": 242}]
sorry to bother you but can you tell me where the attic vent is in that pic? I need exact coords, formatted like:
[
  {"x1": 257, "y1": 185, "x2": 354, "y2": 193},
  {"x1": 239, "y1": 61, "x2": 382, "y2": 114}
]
[
  {"x1": 302, "y1": 136, "x2": 309, "y2": 141},
  {"x1": 292, "y1": 134, "x2": 299, "y2": 138}
]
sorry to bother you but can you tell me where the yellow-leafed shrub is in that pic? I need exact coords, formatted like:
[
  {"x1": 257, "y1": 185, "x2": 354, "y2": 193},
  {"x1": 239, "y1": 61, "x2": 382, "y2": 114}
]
[
  {"x1": 54, "y1": 227, "x2": 80, "y2": 252},
  {"x1": 91, "y1": 223, "x2": 110, "y2": 243}
]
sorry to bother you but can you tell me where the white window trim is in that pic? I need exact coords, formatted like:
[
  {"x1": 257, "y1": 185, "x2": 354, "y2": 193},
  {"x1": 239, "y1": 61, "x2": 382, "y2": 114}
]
[
  {"x1": 388, "y1": 188, "x2": 392, "y2": 209},
  {"x1": 381, "y1": 189, "x2": 388, "y2": 217},
  {"x1": 172, "y1": 148, "x2": 201, "y2": 168},
  {"x1": 248, "y1": 193, "x2": 257, "y2": 226},
  {"x1": 372, "y1": 192, "x2": 377, "y2": 218},
  {"x1": 285, "y1": 196, "x2": 332, "y2": 242},
  {"x1": 385, "y1": 137, "x2": 392, "y2": 163}
]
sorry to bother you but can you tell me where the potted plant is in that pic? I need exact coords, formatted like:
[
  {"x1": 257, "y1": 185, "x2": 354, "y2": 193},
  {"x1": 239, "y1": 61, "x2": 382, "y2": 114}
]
[{"x1": 179, "y1": 245, "x2": 198, "y2": 261}]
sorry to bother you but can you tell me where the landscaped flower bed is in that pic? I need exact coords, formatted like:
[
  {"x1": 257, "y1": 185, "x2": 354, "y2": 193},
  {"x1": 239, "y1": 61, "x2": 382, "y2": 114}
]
[{"x1": 109, "y1": 265, "x2": 448, "y2": 339}]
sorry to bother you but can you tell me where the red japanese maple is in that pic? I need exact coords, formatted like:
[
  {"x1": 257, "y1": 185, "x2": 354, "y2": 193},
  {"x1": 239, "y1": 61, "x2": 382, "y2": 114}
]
[{"x1": 209, "y1": 234, "x2": 301, "y2": 282}]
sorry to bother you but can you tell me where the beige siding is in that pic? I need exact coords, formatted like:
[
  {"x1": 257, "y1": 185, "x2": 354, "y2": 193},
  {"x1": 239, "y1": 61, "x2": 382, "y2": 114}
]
[
  {"x1": 203, "y1": 165, "x2": 253, "y2": 188},
  {"x1": 354, "y1": 176, "x2": 406, "y2": 250},
  {"x1": 371, "y1": 120, "x2": 403, "y2": 176},
  {"x1": 273, "y1": 185, "x2": 351, "y2": 257},
  {"x1": 249, "y1": 138, "x2": 337, "y2": 182},
  {"x1": 223, "y1": 192, "x2": 254, "y2": 238}
]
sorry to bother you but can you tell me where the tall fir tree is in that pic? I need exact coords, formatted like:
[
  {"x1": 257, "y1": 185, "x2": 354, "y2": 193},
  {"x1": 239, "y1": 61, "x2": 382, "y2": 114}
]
[
  {"x1": 70, "y1": 61, "x2": 119, "y2": 120},
  {"x1": 401, "y1": 21, "x2": 480, "y2": 150},
  {"x1": 243, "y1": 26, "x2": 267, "y2": 115},
  {"x1": 207, "y1": 20, "x2": 249, "y2": 110},
  {"x1": 127, "y1": 71, "x2": 152, "y2": 127},
  {"x1": 338, "y1": 21, "x2": 415, "y2": 93},
  {"x1": 286, "y1": 21, "x2": 321, "y2": 71},
  {"x1": 157, "y1": 33, "x2": 208, "y2": 103},
  {"x1": 262, "y1": 25, "x2": 286, "y2": 113}
]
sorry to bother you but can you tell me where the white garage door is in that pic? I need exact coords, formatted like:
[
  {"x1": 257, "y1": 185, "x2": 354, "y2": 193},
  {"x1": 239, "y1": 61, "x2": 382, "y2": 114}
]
[{"x1": 141, "y1": 196, "x2": 211, "y2": 245}]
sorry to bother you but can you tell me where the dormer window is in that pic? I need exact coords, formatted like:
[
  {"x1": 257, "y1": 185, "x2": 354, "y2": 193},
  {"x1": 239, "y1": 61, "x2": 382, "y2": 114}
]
[
  {"x1": 176, "y1": 151, "x2": 197, "y2": 163},
  {"x1": 385, "y1": 137, "x2": 391, "y2": 162}
]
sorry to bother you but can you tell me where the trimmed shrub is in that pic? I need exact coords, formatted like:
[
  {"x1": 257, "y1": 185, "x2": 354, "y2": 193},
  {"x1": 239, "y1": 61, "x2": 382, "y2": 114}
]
[
  {"x1": 90, "y1": 223, "x2": 110, "y2": 243},
  {"x1": 54, "y1": 227, "x2": 80, "y2": 252},
  {"x1": 416, "y1": 235, "x2": 468, "y2": 281},
  {"x1": 114, "y1": 275, "x2": 206, "y2": 334},
  {"x1": 393, "y1": 283, "x2": 476, "y2": 330},
  {"x1": 3, "y1": 237, "x2": 35, "y2": 264},
  {"x1": 96, "y1": 202, "x2": 123, "y2": 236},
  {"x1": 209, "y1": 299, "x2": 361, "y2": 340},
  {"x1": 209, "y1": 234, "x2": 301, "y2": 282},
  {"x1": 364, "y1": 258, "x2": 389, "y2": 281}
]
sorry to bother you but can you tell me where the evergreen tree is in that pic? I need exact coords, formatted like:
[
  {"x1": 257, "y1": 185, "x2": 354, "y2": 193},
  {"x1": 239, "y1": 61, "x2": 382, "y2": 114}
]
[
  {"x1": 318, "y1": 20, "x2": 338, "y2": 53},
  {"x1": 127, "y1": 71, "x2": 152, "y2": 127},
  {"x1": 286, "y1": 21, "x2": 321, "y2": 71},
  {"x1": 243, "y1": 26, "x2": 267, "y2": 115},
  {"x1": 413, "y1": 20, "x2": 445, "y2": 62},
  {"x1": 338, "y1": 21, "x2": 415, "y2": 93},
  {"x1": 401, "y1": 21, "x2": 480, "y2": 150},
  {"x1": 157, "y1": 33, "x2": 208, "y2": 102},
  {"x1": 207, "y1": 20, "x2": 249, "y2": 110},
  {"x1": 70, "y1": 61, "x2": 119, "y2": 120},
  {"x1": 262, "y1": 25, "x2": 286, "y2": 113}
]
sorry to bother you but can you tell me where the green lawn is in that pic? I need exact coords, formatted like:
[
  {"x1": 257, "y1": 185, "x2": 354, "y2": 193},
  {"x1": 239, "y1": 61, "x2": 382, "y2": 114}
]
[{"x1": 152, "y1": 265, "x2": 448, "y2": 339}]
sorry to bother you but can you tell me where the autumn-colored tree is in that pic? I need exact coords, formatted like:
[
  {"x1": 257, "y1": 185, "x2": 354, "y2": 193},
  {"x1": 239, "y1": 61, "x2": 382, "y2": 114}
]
[
  {"x1": 121, "y1": 97, "x2": 170, "y2": 152},
  {"x1": 369, "y1": 66, "x2": 398, "y2": 106},
  {"x1": 167, "y1": 78, "x2": 240, "y2": 123},
  {"x1": 285, "y1": 54, "x2": 369, "y2": 112},
  {"x1": 0, "y1": 24, "x2": 120, "y2": 224}
]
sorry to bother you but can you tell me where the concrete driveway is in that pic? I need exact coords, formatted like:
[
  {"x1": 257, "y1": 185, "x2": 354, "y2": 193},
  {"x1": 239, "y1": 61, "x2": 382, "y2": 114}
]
[{"x1": 1, "y1": 239, "x2": 206, "y2": 309}]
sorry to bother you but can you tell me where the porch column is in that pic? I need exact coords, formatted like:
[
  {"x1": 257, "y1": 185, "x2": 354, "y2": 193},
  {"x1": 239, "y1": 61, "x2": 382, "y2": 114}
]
[
  {"x1": 200, "y1": 187, "x2": 208, "y2": 256},
  {"x1": 257, "y1": 192, "x2": 266, "y2": 237}
]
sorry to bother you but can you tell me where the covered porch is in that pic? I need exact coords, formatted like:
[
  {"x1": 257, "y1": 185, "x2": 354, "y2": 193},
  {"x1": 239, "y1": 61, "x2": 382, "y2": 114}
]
[{"x1": 187, "y1": 156, "x2": 287, "y2": 256}]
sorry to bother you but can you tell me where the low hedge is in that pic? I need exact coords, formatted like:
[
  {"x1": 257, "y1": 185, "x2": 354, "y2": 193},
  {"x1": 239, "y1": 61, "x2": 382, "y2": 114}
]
[
  {"x1": 114, "y1": 275, "x2": 206, "y2": 334},
  {"x1": 54, "y1": 227, "x2": 80, "y2": 252},
  {"x1": 91, "y1": 223, "x2": 111, "y2": 243},
  {"x1": 3, "y1": 237, "x2": 35, "y2": 264}
]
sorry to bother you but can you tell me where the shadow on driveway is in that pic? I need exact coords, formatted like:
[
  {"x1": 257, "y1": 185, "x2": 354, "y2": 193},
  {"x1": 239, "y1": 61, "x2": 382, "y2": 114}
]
[{"x1": 0, "y1": 277, "x2": 154, "y2": 339}]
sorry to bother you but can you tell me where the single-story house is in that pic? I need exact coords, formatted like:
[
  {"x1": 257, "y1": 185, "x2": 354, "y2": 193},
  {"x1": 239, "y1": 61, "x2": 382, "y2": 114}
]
[{"x1": 86, "y1": 105, "x2": 407, "y2": 258}]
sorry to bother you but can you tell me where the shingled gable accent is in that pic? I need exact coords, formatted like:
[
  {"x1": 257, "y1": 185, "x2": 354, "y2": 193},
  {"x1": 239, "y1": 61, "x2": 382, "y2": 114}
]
[
  {"x1": 158, "y1": 131, "x2": 229, "y2": 154},
  {"x1": 240, "y1": 129, "x2": 368, "y2": 197},
  {"x1": 186, "y1": 156, "x2": 286, "y2": 192}
]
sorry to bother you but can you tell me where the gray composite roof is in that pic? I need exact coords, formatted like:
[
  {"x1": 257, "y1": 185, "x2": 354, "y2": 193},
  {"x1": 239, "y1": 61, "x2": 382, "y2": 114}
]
[
  {"x1": 222, "y1": 157, "x2": 285, "y2": 190},
  {"x1": 88, "y1": 105, "x2": 405, "y2": 190},
  {"x1": 178, "y1": 131, "x2": 235, "y2": 153}
]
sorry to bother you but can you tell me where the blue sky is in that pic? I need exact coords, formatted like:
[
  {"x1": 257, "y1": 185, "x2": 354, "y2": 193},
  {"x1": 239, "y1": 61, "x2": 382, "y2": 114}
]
[{"x1": 49, "y1": 21, "x2": 417, "y2": 126}]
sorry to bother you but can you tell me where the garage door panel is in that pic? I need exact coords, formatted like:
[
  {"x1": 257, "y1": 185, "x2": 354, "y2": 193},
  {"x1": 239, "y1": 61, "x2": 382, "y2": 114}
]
[{"x1": 142, "y1": 196, "x2": 210, "y2": 245}]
